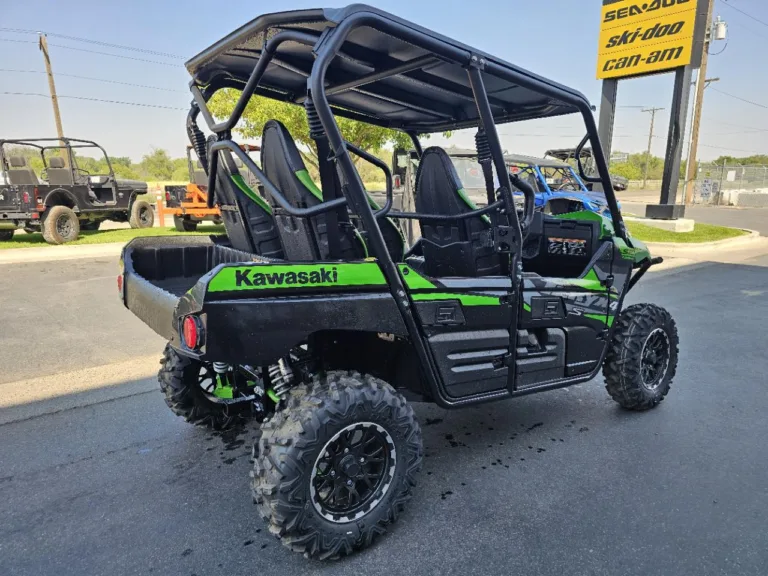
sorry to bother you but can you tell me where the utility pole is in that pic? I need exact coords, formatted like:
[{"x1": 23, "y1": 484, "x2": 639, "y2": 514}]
[
  {"x1": 684, "y1": 0, "x2": 716, "y2": 205},
  {"x1": 38, "y1": 34, "x2": 67, "y2": 162},
  {"x1": 641, "y1": 107, "x2": 664, "y2": 189}
]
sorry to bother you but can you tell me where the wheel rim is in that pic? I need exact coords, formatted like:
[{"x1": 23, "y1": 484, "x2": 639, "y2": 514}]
[
  {"x1": 56, "y1": 214, "x2": 74, "y2": 238},
  {"x1": 139, "y1": 206, "x2": 152, "y2": 226},
  {"x1": 640, "y1": 328, "x2": 671, "y2": 390},
  {"x1": 310, "y1": 422, "x2": 396, "y2": 523}
]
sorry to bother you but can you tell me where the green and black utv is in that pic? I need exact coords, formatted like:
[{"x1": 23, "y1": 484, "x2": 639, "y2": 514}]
[{"x1": 118, "y1": 5, "x2": 679, "y2": 560}]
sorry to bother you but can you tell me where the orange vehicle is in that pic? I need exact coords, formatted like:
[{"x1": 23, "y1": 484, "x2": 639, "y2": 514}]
[{"x1": 159, "y1": 144, "x2": 260, "y2": 231}]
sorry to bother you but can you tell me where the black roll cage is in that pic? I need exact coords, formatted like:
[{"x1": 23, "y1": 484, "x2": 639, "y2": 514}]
[
  {"x1": 186, "y1": 9, "x2": 630, "y2": 408},
  {"x1": 0, "y1": 137, "x2": 117, "y2": 182}
]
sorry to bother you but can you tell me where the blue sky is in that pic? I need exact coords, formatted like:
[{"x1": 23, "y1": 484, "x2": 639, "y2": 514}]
[{"x1": 1, "y1": 0, "x2": 767, "y2": 161}]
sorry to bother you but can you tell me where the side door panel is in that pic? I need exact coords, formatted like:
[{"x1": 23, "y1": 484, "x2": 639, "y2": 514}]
[{"x1": 400, "y1": 264, "x2": 516, "y2": 399}]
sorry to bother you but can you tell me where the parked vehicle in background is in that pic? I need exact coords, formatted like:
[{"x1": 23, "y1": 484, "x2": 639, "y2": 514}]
[
  {"x1": 545, "y1": 147, "x2": 628, "y2": 191},
  {"x1": 0, "y1": 137, "x2": 150, "y2": 243},
  {"x1": 160, "y1": 146, "x2": 222, "y2": 231}
]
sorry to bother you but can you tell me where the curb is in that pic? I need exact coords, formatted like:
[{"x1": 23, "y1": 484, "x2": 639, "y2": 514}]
[
  {"x1": 0, "y1": 242, "x2": 124, "y2": 265},
  {"x1": 645, "y1": 229, "x2": 761, "y2": 256}
]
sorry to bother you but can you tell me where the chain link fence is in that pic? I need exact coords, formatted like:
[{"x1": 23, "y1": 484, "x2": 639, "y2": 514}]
[{"x1": 693, "y1": 163, "x2": 768, "y2": 207}]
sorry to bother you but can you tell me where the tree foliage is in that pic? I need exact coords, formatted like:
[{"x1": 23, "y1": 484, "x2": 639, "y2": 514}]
[{"x1": 207, "y1": 89, "x2": 414, "y2": 168}]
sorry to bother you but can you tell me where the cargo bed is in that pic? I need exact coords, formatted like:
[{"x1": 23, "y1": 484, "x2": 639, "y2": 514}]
[{"x1": 120, "y1": 236, "x2": 257, "y2": 339}]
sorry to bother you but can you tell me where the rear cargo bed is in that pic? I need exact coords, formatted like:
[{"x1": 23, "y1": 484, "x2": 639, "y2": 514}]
[{"x1": 121, "y1": 236, "x2": 256, "y2": 339}]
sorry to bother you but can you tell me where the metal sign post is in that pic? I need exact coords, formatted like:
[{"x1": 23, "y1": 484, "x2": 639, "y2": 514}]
[{"x1": 594, "y1": 0, "x2": 713, "y2": 220}]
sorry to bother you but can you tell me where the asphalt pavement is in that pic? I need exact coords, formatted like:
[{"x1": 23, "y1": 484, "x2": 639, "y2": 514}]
[
  {"x1": 1, "y1": 256, "x2": 768, "y2": 575},
  {"x1": 620, "y1": 202, "x2": 768, "y2": 236}
]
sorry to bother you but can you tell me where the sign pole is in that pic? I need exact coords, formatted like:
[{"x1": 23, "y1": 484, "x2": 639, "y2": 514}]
[
  {"x1": 645, "y1": 65, "x2": 693, "y2": 219},
  {"x1": 595, "y1": 78, "x2": 618, "y2": 192}
]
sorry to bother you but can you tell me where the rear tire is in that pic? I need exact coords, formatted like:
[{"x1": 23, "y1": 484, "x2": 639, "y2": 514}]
[
  {"x1": 42, "y1": 206, "x2": 80, "y2": 244},
  {"x1": 252, "y1": 371, "x2": 423, "y2": 560},
  {"x1": 129, "y1": 199, "x2": 154, "y2": 229},
  {"x1": 0, "y1": 230, "x2": 13, "y2": 241},
  {"x1": 158, "y1": 343, "x2": 250, "y2": 430},
  {"x1": 173, "y1": 215, "x2": 198, "y2": 232},
  {"x1": 603, "y1": 304, "x2": 679, "y2": 411}
]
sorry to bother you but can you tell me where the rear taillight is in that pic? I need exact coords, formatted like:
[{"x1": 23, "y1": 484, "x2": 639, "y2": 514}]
[
  {"x1": 182, "y1": 315, "x2": 202, "y2": 350},
  {"x1": 116, "y1": 274, "x2": 123, "y2": 295}
]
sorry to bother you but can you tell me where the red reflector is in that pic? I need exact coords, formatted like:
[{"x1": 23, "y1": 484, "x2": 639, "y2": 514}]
[
  {"x1": 22, "y1": 192, "x2": 30, "y2": 203},
  {"x1": 165, "y1": 191, "x2": 171, "y2": 203},
  {"x1": 31, "y1": 213, "x2": 39, "y2": 219},
  {"x1": 182, "y1": 316, "x2": 199, "y2": 349},
  {"x1": 116, "y1": 274, "x2": 123, "y2": 294}
]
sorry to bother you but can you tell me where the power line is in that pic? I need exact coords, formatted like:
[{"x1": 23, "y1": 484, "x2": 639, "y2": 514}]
[
  {"x1": 720, "y1": 0, "x2": 768, "y2": 28},
  {"x1": 0, "y1": 36, "x2": 182, "y2": 67},
  {"x1": 0, "y1": 68, "x2": 186, "y2": 93},
  {"x1": 0, "y1": 27, "x2": 186, "y2": 59},
  {"x1": 46, "y1": 43, "x2": 183, "y2": 67},
  {"x1": 0, "y1": 91, "x2": 186, "y2": 111},
  {"x1": 709, "y1": 86, "x2": 768, "y2": 110}
]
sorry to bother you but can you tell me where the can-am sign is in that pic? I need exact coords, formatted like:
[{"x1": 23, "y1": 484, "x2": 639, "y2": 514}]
[{"x1": 597, "y1": 0, "x2": 699, "y2": 79}]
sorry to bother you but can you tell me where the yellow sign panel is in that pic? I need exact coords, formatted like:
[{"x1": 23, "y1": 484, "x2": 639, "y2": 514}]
[{"x1": 597, "y1": 0, "x2": 700, "y2": 79}]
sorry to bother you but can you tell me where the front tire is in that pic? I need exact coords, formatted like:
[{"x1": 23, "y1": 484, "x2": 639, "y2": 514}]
[
  {"x1": 42, "y1": 206, "x2": 80, "y2": 244},
  {"x1": 129, "y1": 199, "x2": 154, "y2": 229},
  {"x1": 603, "y1": 304, "x2": 679, "y2": 410},
  {"x1": 158, "y1": 343, "x2": 249, "y2": 430},
  {"x1": 252, "y1": 371, "x2": 423, "y2": 560}
]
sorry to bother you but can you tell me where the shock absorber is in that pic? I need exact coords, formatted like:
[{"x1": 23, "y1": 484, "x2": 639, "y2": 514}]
[
  {"x1": 212, "y1": 362, "x2": 229, "y2": 374},
  {"x1": 268, "y1": 358, "x2": 294, "y2": 399},
  {"x1": 304, "y1": 97, "x2": 325, "y2": 141},
  {"x1": 186, "y1": 105, "x2": 209, "y2": 173}
]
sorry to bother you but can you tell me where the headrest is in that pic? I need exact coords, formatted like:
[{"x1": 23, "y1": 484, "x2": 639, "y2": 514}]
[
  {"x1": 260, "y1": 120, "x2": 307, "y2": 174},
  {"x1": 9, "y1": 156, "x2": 27, "y2": 168},
  {"x1": 48, "y1": 156, "x2": 65, "y2": 168},
  {"x1": 416, "y1": 147, "x2": 464, "y2": 193}
]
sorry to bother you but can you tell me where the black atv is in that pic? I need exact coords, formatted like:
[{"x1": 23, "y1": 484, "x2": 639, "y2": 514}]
[
  {"x1": 118, "y1": 5, "x2": 679, "y2": 560},
  {"x1": 0, "y1": 137, "x2": 151, "y2": 244}
]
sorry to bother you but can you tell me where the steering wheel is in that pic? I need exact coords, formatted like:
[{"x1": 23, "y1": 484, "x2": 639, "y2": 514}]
[{"x1": 508, "y1": 173, "x2": 535, "y2": 236}]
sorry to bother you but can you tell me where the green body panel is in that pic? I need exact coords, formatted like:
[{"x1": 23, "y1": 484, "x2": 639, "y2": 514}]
[
  {"x1": 208, "y1": 262, "x2": 386, "y2": 292},
  {"x1": 295, "y1": 169, "x2": 324, "y2": 201},
  {"x1": 411, "y1": 292, "x2": 502, "y2": 306},
  {"x1": 398, "y1": 264, "x2": 437, "y2": 289},
  {"x1": 614, "y1": 236, "x2": 651, "y2": 263},
  {"x1": 230, "y1": 174, "x2": 272, "y2": 214},
  {"x1": 553, "y1": 210, "x2": 614, "y2": 238}
]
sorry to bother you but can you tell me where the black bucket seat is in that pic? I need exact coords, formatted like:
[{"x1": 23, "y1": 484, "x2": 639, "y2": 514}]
[{"x1": 415, "y1": 146, "x2": 505, "y2": 277}]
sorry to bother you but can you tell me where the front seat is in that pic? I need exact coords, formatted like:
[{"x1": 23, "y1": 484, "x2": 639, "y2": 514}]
[
  {"x1": 207, "y1": 136, "x2": 284, "y2": 259},
  {"x1": 415, "y1": 147, "x2": 505, "y2": 277},
  {"x1": 260, "y1": 120, "x2": 366, "y2": 261},
  {"x1": 7, "y1": 156, "x2": 39, "y2": 185},
  {"x1": 46, "y1": 156, "x2": 74, "y2": 185}
]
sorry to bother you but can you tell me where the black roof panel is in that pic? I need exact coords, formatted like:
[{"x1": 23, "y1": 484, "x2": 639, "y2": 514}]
[{"x1": 187, "y1": 4, "x2": 591, "y2": 133}]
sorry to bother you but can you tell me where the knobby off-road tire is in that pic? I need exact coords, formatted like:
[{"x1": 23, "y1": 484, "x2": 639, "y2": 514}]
[
  {"x1": 129, "y1": 199, "x2": 154, "y2": 229},
  {"x1": 603, "y1": 303, "x2": 679, "y2": 411},
  {"x1": 158, "y1": 343, "x2": 250, "y2": 430},
  {"x1": 173, "y1": 215, "x2": 197, "y2": 232},
  {"x1": 252, "y1": 371, "x2": 423, "y2": 560},
  {"x1": 42, "y1": 205, "x2": 80, "y2": 244},
  {"x1": 0, "y1": 229, "x2": 13, "y2": 241}
]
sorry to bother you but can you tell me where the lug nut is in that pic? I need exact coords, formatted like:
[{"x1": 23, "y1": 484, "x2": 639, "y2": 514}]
[{"x1": 359, "y1": 457, "x2": 365, "y2": 463}]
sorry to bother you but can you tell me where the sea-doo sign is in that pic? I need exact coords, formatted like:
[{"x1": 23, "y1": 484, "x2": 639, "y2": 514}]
[{"x1": 597, "y1": 0, "x2": 701, "y2": 79}]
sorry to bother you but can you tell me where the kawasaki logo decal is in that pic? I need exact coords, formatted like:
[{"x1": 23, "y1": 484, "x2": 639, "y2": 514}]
[
  {"x1": 235, "y1": 267, "x2": 337, "y2": 287},
  {"x1": 208, "y1": 262, "x2": 386, "y2": 292}
]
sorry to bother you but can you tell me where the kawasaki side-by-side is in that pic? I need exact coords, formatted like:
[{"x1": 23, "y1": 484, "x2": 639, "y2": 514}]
[{"x1": 118, "y1": 5, "x2": 679, "y2": 560}]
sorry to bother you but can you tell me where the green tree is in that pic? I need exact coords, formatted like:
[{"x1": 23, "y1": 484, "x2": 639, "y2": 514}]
[
  {"x1": 208, "y1": 89, "x2": 413, "y2": 169},
  {"x1": 139, "y1": 148, "x2": 175, "y2": 180}
]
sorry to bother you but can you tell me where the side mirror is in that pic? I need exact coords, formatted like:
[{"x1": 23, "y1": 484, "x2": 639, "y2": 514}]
[{"x1": 393, "y1": 174, "x2": 402, "y2": 189}]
